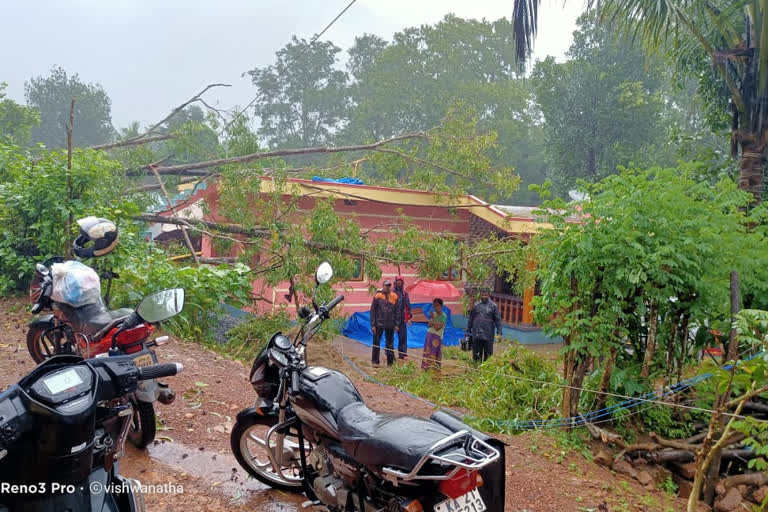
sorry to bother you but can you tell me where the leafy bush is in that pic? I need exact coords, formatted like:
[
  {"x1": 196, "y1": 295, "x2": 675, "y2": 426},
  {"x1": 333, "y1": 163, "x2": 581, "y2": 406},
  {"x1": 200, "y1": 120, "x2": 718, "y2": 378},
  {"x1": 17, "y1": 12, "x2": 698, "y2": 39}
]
[
  {"x1": 0, "y1": 142, "x2": 141, "y2": 293},
  {"x1": 223, "y1": 310, "x2": 292, "y2": 360},
  {"x1": 381, "y1": 344, "x2": 562, "y2": 434},
  {"x1": 110, "y1": 249, "x2": 252, "y2": 341}
]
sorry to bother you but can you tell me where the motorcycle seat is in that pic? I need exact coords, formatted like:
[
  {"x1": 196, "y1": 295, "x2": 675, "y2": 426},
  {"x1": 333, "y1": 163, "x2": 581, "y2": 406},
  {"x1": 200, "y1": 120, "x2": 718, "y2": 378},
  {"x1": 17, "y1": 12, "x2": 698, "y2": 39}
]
[
  {"x1": 337, "y1": 402, "x2": 454, "y2": 471},
  {"x1": 57, "y1": 300, "x2": 134, "y2": 338}
]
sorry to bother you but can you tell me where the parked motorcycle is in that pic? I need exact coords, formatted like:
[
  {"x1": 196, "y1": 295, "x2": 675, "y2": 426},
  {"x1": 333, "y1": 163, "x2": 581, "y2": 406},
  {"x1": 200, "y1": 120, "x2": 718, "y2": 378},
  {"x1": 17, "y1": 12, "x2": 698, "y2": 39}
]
[
  {"x1": 0, "y1": 352, "x2": 184, "y2": 511},
  {"x1": 231, "y1": 262, "x2": 507, "y2": 512},
  {"x1": 26, "y1": 264, "x2": 184, "y2": 449}
]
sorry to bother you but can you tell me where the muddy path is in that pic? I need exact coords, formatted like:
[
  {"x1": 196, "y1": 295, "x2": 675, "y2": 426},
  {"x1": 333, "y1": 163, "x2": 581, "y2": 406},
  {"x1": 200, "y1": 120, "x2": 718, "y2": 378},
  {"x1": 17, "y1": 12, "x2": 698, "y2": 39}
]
[{"x1": 0, "y1": 296, "x2": 689, "y2": 511}]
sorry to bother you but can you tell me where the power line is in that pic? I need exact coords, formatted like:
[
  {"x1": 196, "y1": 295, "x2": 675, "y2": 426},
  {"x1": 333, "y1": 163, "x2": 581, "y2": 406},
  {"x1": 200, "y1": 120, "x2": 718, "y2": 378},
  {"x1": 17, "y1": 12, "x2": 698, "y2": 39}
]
[
  {"x1": 333, "y1": 330, "x2": 765, "y2": 425},
  {"x1": 222, "y1": 0, "x2": 359, "y2": 134}
]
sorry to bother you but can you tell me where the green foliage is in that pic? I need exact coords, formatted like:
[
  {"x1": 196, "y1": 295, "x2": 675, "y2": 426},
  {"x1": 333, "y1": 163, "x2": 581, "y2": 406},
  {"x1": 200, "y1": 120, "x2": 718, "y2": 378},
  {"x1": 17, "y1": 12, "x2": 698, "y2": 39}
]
[
  {"x1": 246, "y1": 36, "x2": 349, "y2": 151},
  {"x1": 530, "y1": 164, "x2": 768, "y2": 415},
  {"x1": 222, "y1": 310, "x2": 292, "y2": 360},
  {"x1": 657, "y1": 475, "x2": 679, "y2": 496},
  {"x1": 531, "y1": 12, "x2": 672, "y2": 195},
  {"x1": 380, "y1": 345, "x2": 562, "y2": 434},
  {"x1": 0, "y1": 141, "x2": 139, "y2": 292},
  {"x1": 636, "y1": 406, "x2": 696, "y2": 440},
  {"x1": 729, "y1": 310, "x2": 768, "y2": 472},
  {"x1": 110, "y1": 249, "x2": 252, "y2": 341},
  {"x1": 0, "y1": 83, "x2": 39, "y2": 146},
  {"x1": 24, "y1": 66, "x2": 113, "y2": 148}
]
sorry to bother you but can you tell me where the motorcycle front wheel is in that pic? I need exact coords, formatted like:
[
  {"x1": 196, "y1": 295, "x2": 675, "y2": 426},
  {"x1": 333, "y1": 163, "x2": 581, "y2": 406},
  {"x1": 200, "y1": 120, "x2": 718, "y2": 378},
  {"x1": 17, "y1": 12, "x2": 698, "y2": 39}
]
[
  {"x1": 128, "y1": 399, "x2": 156, "y2": 449},
  {"x1": 26, "y1": 325, "x2": 68, "y2": 364},
  {"x1": 230, "y1": 415, "x2": 307, "y2": 492}
]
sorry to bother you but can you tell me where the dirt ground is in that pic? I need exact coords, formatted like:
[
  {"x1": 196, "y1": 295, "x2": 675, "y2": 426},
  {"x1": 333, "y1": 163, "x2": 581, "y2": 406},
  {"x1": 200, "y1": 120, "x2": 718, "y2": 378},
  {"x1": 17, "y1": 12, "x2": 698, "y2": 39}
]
[{"x1": 0, "y1": 296, "x2": 689, "y2": 511}]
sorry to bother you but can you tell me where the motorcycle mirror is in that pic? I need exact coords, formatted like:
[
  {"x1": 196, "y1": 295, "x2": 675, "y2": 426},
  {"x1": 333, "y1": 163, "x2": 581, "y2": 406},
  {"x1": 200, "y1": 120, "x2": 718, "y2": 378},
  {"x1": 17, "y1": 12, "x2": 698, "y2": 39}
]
[
  {"x1": 315, "y1": 262, "x2": 334, "y2": 285},
  {"x1": 35, "y1": 263, "x2": 49, "y2": 276},
  {"x1": 136, "y1": 288, "x2": 185, "y2": 323}
]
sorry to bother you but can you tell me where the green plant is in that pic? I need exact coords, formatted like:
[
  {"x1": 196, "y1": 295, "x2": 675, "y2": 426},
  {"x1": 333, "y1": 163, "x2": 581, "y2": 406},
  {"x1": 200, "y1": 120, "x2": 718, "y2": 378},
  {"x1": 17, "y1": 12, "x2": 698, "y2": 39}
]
[
  {"x1": 111, "y1": 248, "x2": 252, "y2": 341},
  {"x1": 380, "y1": 344, "x2": 562, "y2": 434},
  {"x1": 222, "y1": 310, "x2": 292, "y2": 360},
  {"x1": 657, "y1": 475, "x2": 678, "y2": 496}
]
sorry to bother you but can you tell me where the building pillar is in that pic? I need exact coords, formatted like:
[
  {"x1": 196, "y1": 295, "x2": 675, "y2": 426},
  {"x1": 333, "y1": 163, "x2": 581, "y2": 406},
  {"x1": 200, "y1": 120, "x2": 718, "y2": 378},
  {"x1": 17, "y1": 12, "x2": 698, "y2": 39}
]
[{"x1": 522, "y1": 258, "x2": 536, "y2": 324}]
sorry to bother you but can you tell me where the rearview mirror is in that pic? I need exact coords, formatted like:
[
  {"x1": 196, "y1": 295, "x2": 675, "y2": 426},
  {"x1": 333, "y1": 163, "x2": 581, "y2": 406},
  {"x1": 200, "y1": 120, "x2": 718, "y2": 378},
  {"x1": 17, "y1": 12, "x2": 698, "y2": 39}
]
[
  {"x1": 315, "y1": 262, "x2": 334, "y2": 285},
  {"x1": 137, "y1": 288, "x2": 185, "y2": 323}
]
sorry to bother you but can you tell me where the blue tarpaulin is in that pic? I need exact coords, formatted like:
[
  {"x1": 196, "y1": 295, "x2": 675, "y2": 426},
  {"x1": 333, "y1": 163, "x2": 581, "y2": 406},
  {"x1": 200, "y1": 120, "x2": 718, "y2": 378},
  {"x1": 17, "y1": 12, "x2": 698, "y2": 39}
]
[
  {"x1": 342, "y1": 302, "x2": 464, "y2": 348},
  {"x1": 312, "y1": 176, "x2": 365, "y2": 185}
]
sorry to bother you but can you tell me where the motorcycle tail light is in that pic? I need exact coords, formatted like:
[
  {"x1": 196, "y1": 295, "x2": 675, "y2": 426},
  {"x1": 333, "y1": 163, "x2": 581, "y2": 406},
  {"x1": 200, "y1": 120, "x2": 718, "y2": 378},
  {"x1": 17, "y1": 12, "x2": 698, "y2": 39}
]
[
  {"x1": 400, "y1": 499, "x2": 423, "y2": 512},
  {"x1": 115, "y1": 324, "x2": 154, "y2": 353},
  {"x1": 438, "y1": 469, "x2": 478, "y2": 499}
]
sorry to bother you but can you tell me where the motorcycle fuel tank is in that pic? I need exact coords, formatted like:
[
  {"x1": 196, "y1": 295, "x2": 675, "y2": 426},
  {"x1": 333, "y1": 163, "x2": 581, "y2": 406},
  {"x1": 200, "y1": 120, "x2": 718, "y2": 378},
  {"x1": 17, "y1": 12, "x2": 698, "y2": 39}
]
[{"x1": 290, "y1": 366, "x2": 363, "y2": 438}]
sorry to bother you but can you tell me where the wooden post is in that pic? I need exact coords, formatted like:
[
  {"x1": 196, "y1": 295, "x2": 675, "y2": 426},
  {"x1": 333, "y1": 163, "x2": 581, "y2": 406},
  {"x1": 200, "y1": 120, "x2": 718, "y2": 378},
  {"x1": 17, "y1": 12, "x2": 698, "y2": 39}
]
[
  {"x1": 65, "y1": 98, "x2": 75, "y2": 258},
  {"x1": 522, "y1": 257, "x2": 536, "y2": 324}
]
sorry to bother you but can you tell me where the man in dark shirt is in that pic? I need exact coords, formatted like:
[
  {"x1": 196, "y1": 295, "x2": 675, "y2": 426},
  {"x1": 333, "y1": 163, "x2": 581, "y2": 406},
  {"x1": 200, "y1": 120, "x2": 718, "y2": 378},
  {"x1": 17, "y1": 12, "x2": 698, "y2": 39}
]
[
  {"x1": 467, "y1": 288, "x2": 502, "y2": 362},
  {"x1": 370, "y1": 280, "x2": 399, "y2": 367},
  {"x1": 393, "y1": 276, "x2": 412, "y2": 360}
]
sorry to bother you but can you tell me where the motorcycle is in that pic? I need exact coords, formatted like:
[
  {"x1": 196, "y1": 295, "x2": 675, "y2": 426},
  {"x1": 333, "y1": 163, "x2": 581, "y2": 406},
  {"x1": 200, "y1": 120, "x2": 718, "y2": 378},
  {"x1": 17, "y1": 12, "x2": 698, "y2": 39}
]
[
  {"x1": 0, "y1": 331, "x2": 184, "y2": 511},
  {"x1": 26, "y1": 264, "x2": 184, "y2": 449},
  {"x1": 231, "y1": 262, "x2": 507, "y2": 512}
]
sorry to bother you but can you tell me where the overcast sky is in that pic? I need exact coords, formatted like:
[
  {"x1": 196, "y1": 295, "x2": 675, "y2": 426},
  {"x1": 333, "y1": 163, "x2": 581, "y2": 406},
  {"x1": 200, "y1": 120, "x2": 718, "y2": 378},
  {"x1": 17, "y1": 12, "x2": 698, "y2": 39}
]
[{"x1": 1, "y1": 0, "x2": 584, "y2": 128}]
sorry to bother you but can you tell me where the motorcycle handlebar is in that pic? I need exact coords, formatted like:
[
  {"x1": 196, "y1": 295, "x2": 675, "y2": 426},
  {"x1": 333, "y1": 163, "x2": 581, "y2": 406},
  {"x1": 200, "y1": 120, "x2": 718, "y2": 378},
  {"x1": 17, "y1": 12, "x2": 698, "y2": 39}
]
[
  {"x1": 321, "y1": 295, "x2": 344, "y2": 316},
  {"x1": 137, "y1": 363, "x2": 183, "y2": 381},
  {"x1": 291, "y1": 369, "x2": 301, "y2": 394}
]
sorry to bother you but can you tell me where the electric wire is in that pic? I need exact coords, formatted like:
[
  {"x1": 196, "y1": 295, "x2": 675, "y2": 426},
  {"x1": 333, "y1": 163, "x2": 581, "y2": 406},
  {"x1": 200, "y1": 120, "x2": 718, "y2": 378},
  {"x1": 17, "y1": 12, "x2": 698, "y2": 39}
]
[
  {"x1": 222, "y1": 0, "x2": 359, "y2": 134},
  {"x1": 331, "y1": 329, "x2": 767, "y2": 427}
]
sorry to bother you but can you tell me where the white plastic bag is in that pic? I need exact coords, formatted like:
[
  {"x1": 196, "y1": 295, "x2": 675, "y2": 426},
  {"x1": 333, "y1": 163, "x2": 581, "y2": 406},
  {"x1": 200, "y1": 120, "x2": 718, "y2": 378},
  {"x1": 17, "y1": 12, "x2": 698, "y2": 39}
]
[{"x1": 50, "y1": 261, "x2": 102, "y2": 307}]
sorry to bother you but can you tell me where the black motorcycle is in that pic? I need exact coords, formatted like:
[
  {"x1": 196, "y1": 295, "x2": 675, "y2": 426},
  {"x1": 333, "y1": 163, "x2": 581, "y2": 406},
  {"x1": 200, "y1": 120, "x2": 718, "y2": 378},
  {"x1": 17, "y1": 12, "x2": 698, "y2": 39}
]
[
  {"x1": 231, "y1": 262, "x2": 506, "y2": 512},
  {"x1": 27, "y1": 258, "x2": 183, "y2": 448},
  {"x1": 0, "y1": 352, "x2": 184, "y2": 511}
]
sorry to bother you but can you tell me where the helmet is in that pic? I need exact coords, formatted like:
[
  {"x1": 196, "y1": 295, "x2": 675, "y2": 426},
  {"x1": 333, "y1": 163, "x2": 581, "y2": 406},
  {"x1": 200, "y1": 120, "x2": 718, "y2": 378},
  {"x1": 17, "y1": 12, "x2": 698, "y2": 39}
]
[
  {"x1": 73, "y1": 217, "x2": 118, "y2": 258},
  {"x1": 395, "y1": 275, "x2": 405, "y2": 283}
]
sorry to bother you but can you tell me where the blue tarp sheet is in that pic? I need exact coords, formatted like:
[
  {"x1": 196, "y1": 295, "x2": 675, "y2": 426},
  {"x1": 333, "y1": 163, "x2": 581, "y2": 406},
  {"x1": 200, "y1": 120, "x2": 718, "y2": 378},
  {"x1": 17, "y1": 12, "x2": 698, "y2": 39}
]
[
  {"x1": 312, "y1": 176, "x2": 365, "y2": 185},
  {"x1": 342, "y1": 302, "x2": 464, "y2": 348}
]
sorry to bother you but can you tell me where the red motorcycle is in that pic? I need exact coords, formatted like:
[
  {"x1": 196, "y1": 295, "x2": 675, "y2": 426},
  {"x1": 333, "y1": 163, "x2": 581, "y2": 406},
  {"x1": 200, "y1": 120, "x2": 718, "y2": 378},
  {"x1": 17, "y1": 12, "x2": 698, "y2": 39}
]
[{"x1": 26, "y1": 256, "x2": 183, "y2": 448}]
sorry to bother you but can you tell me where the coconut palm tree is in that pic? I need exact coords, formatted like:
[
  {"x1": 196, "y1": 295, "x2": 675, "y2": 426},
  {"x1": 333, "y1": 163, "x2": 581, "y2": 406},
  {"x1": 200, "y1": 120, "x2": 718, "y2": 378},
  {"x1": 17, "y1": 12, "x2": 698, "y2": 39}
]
[{"x1": 513, "y1": 0, "x2": 767, "y2": 203}]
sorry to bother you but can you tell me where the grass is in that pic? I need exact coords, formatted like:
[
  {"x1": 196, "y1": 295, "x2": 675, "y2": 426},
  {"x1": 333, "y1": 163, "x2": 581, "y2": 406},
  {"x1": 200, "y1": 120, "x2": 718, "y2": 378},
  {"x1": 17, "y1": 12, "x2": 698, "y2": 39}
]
[{"x1": 377, "y1": 343, "x2": 563, "y2": 434}]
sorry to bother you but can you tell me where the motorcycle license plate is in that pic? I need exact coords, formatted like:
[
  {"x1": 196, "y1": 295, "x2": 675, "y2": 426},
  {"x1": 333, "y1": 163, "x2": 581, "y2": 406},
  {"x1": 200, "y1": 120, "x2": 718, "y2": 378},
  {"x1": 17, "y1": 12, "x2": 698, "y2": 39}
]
[
  {"x1": 133, "y1": 354, "x2": 153, "y2": 368},
  {"x1": 434, "y1": 489, "x2": 486, "y2": 512}
]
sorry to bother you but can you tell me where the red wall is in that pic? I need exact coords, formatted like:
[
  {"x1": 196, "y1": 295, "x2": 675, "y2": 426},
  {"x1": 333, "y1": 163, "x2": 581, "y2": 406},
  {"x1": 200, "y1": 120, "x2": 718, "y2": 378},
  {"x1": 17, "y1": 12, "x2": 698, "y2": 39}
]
[{"x1": 199, "y1": 184, "x2": 469, "y2": 317}]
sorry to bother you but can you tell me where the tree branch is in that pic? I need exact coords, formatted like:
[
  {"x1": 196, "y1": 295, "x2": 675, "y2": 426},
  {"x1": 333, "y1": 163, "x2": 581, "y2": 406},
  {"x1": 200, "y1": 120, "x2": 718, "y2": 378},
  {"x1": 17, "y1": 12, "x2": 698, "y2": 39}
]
[
  {"x1": 88, "y1": 134, "x2": 173, "y2": 151},
  {"x1": 137, "y1": 132, "x2": 428, "y2": 175},
  {"x1": 127, "y1": 83, "x2": 231, "y2": 143}
]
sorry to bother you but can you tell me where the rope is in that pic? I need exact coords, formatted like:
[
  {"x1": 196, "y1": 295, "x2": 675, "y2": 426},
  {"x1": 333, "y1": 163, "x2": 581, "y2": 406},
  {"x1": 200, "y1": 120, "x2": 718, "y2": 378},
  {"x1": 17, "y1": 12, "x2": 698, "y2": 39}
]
[{"x1": 334, "y1": 333, "x2": 766, "y2": 428}]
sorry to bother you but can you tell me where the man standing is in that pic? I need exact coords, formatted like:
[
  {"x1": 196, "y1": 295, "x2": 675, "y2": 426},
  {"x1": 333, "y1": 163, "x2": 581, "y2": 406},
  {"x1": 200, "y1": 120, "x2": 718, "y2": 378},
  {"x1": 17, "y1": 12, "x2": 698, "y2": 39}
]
[
  {"x1": 467, "y1": 288, "x2": 502, "y2": 362},
  {"x1": 370, "y1": 279, "x2": 399, "y2": 367},
  {"x1": 393, "y1": 276, "x2": 412, "y2": 360}
]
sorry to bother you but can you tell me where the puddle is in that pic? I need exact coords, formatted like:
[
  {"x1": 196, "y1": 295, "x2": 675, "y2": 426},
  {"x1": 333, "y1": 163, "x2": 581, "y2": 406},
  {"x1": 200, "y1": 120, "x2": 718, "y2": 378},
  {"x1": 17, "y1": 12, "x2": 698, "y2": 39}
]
[{"x1": 120, "y1": 441, "x2": 305, "y2": 510}]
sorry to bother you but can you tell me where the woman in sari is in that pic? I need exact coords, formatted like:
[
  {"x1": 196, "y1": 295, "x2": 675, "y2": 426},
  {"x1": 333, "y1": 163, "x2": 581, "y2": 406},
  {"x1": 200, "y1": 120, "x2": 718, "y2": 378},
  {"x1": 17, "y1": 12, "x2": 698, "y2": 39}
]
[{"x1": 422, "y1": 298, "x2": 446, "y2": 371}]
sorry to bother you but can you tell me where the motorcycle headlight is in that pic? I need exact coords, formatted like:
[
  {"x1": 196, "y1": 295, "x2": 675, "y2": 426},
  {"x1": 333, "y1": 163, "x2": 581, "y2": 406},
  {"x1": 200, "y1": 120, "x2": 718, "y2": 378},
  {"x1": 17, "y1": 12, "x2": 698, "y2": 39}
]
[
  {"x1": 273, "y1": 334, "x2": 292, "y2": 351},
  {"x1": 268, "y1": 348, "x2": 289, "y2": 367}
]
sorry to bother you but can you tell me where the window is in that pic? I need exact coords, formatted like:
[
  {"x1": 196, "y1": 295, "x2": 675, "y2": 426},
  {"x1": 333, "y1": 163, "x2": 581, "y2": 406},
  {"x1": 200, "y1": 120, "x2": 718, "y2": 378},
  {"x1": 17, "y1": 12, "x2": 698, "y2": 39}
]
[
  {"x1": 349, "y1": 257, "x2": 364, "y2": 281},
  {"x1": 439, "y1": 267, "x2": 460, "y2": 281}
]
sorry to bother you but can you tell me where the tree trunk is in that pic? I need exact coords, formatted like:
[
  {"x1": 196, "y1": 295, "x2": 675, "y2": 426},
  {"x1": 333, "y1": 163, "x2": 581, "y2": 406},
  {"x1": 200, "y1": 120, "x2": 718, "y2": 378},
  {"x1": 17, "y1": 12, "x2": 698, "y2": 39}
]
[
  {"x1": 641, "y1": 302, "x2": 658, "y2": 378},
  {"x1": 726, "y1": 271, "x2": 741, "y2": 362},
  {"x1": 595, "y1": 345, "x2": 618, "y2": 411},
  {"x1": 569, "y1": 356, "x2": 592, "y2": 420},
  {"x1": 739, "y1": 140, "x2": 764, "y2": 204}
]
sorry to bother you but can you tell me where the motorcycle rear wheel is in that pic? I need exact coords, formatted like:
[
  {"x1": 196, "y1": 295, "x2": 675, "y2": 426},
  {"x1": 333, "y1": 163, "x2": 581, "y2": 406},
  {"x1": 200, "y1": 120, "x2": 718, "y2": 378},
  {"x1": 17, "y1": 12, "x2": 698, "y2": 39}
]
[
  {"x1": 230, "y1": 415, "x2": 307, "y2": 492},
  {"x1": 128, "y1": 399, "x2": 156, "y2": 449}
]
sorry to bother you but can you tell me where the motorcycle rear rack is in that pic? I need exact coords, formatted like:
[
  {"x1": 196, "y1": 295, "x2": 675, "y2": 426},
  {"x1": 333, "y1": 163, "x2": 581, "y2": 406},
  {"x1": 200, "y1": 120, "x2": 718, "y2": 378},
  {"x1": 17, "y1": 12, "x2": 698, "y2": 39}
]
[{"x1": 381, "y1": 430, "x2": 500, "y2": 484}]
